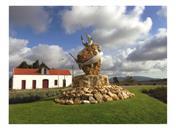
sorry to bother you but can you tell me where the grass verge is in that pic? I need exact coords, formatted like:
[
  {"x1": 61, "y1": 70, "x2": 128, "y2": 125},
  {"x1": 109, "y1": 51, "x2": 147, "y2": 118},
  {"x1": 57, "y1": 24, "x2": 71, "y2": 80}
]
[{"x1": 9, "y1": 85, "x2": 167, "y2": 124}]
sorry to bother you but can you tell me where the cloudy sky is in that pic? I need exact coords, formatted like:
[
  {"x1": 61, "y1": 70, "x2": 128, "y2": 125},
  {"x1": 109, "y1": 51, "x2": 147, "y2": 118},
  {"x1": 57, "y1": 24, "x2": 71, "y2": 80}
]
[{"x1": 9, "y1": 6, "x2": 167, "y2": 78}]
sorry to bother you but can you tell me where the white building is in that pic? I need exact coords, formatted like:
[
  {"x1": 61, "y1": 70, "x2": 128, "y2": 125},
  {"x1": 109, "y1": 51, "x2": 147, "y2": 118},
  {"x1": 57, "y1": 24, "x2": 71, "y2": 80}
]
[{"x1": 12, "y1": 67, "x2": 72, "y2": 90}]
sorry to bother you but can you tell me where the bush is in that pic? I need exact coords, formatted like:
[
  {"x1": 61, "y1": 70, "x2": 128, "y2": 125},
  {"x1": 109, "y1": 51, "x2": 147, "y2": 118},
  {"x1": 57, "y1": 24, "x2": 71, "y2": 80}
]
[
  {"x1": 9, "y1": 88, "x2": 62, "y2": 104},
  {"x1": 142, "y1": 87, "x2": 167, "y2": 103}
]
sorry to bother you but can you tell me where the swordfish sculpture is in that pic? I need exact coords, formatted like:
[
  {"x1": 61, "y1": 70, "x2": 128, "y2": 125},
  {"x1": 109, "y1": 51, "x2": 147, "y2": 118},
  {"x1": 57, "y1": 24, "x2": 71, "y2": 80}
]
[{"x1": 70, "y1": 33, "x2": 103, "y2": 75}]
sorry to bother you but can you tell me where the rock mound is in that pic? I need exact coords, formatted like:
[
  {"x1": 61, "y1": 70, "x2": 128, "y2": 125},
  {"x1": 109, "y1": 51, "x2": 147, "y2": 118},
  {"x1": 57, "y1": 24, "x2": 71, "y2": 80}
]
[{"x1": 55, "y1": 85, "x2": 135, "y2": 105}]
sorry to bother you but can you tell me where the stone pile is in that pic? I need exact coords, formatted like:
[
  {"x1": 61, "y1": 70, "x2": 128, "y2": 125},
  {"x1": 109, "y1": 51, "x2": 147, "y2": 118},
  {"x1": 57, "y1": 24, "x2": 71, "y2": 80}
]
[{"x1": 55, "y1": 85, "x2": 135, "y2": 105}]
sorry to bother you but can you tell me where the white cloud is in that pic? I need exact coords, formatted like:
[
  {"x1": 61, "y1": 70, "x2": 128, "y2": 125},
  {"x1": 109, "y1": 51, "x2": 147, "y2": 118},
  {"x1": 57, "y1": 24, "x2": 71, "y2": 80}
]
[
  {"x1": 9, "y1": 37, "x2": 30, "y2": 55},
  {"x1": 157, "y1": 6, "x2": 167, "y2": 18},
  {"x1": 27, "y1": 44, "x2": 71, "y2": 68},
  {"x1": 9, "y1": 6, "x2": 51, "y2": 33},
  {"x1": 61, "y1": 6, "x2": 152, "y2": 48},
  {"x1": 100, "y1": 51, "x2": 167, "y2": 78},
  {"x1": 9, "y1": 37, "x2": 73, "y2": 71},
  {"x1": 10, "y1": 34, "x2": 167, "y2": 78},
  {"x1": 9, "y1": 37, "x2": 31, "y2": 69},
  {"x1": 127, "y1": 28, "x2": 167, "y2": 61},
  {"x1": 101, "y1": 55, "x2": 114, "y2": 70},
  {"x1": 153, "y1": 60, "x2": 167, "y2": 71}
]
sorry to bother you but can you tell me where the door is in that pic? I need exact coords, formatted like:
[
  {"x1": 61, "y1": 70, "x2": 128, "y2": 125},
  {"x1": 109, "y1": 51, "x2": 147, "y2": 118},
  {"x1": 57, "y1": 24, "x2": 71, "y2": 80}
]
[
  {"x1": 63, "y1": 79, "x2": 66, "y2": 87},
  {"x1": 21, "y1": 80, "x2": 26, "y2": 89},
  {"x1": 42, "y1": 79, "x2": 49, "y2": 88},
  {"x1": 32, "y1": 80, "x2": 36, "y2": 89}
]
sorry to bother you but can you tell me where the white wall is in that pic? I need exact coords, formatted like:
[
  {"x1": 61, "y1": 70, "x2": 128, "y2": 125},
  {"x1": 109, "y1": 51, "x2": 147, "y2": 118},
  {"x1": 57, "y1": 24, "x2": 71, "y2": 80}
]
[{"x1": 12, "y1": 75, "x2": 72, "y2": 90}]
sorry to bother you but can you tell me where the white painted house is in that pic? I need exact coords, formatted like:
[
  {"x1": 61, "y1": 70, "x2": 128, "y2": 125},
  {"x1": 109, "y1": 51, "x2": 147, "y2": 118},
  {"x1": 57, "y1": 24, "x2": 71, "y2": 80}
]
[{"x1": 12, "y1": 67, "x2": 72, "y2": 90}]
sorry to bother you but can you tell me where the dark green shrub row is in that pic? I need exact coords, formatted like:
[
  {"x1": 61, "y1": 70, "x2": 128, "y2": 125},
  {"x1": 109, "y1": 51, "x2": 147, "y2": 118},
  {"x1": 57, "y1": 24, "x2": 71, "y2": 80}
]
[
  {"x1": 9, "y1": 88, "x2": 62, "y2": 104},
  {"x1": 142, "y1": 87, "x2": 167, "y2": 103}
]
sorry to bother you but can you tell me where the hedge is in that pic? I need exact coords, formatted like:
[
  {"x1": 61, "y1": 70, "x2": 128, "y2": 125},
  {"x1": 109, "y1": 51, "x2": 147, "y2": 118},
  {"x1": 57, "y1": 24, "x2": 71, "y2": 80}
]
[
  {"x1": 142, "y1": 86, "x2": 167, "y2": 103},
  {"x1": 9, "y1": 88, "x2": 63, "y2": 104}
]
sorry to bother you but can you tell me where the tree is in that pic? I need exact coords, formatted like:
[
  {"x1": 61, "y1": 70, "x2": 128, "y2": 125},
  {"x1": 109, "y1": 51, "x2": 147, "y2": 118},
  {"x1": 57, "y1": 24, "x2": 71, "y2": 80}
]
[
  {"x1": 123, "y1": 76, "x2": 137, "y2": 85},
  {"x1": 39, "y1": 62, "x2": 50, "y2": 69},
  {"x1": 125, "y1": 76, "x2": 135, "y2": 83},
  {"x1": 112, "y1": 77, "x2": 119, "y2": 84},
  {"x1": 17, "y1": 60, "x2": 50, "y2": 69},
  {"x1": 17, "y1": 61, "x2": 29, "y2": 68},
  {"x1": 9, "y1": 76, "x2": 13, "y2": 90},
  {"x1": 32, "y1": 60, "x2": 39, "y2": 68}
]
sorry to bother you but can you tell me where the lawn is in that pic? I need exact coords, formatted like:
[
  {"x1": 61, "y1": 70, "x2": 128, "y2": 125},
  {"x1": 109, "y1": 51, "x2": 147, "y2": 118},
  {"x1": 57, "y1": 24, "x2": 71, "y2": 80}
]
[{"x1": 9, "y1": 85, "x2": 167, "y2": 124}]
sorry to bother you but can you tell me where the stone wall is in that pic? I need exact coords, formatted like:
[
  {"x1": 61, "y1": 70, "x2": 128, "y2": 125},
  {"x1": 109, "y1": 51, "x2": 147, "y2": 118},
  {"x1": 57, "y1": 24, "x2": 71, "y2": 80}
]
[{"x1": 73, "y1": 74, "x2": 109, "y2": 87}]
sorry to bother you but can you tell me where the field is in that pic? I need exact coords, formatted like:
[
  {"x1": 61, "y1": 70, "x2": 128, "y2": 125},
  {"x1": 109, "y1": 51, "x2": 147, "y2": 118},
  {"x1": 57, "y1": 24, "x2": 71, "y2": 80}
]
[{"x1": 9, "y1": 85, "x2": 167, "y2": 124}]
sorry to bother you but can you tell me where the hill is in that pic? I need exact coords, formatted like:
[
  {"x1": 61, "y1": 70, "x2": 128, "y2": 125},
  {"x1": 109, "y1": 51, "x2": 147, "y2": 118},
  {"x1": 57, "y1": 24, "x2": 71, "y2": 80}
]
[
  {"x1": 109, "y1": 76, "x2": 167, "y2": 85},
  {"x1": 110, "y1": 76, "x2": 156, "y2": 82}
]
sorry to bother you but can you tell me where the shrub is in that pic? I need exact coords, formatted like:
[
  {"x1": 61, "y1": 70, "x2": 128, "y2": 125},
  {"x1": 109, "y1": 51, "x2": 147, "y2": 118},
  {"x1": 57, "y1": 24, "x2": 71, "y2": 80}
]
[
  {"x1": 142, "y1": 87, "x2": 167, "y2": 103},
  {"x1": 9, "y1": 88, "x2": 62, "y2": 104}
]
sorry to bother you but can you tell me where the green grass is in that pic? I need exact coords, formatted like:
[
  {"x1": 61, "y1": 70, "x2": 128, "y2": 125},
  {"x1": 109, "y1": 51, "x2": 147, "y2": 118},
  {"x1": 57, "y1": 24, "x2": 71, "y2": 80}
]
[{"x1": 9, "y1": 85, "x2": 167, "y2": 124}]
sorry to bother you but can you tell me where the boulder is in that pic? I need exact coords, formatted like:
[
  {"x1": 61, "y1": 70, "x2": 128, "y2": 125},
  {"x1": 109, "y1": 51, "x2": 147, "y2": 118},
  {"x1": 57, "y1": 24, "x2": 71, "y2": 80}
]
[
  {"x1": 65, "y1": 99, "x2": 74, "y2": 105},
  {"x1": 89, "y1": 96, "x2": 97, "y2": 104},
  {"x1": 82, "y1": 100, "x2": 90, "y2": 104},
  {"x1": 118, "y1": 92, "x2": 124, "y2": 100},
  {"x1": 83, "y1": 87, "x2": 92, "y2": 93},
  {"x1": 55, "y1": 98, "x2": 64, "y2": 104},
  {"x1": 103, "y1": 94, "x2": 113, "y2": 101},
  {"x1": 90, "y1": 100, "x2": 98, "y2": 104},
  {"x1": 94, "y1": 92, "x2": 103, "y2": 102},
  {"x1": 121, "y1": 91, "x2": 129, "y2": 99},
  {"x1": 74, "y1": 98, "x2": 81, "y2": 104},
  {"x1": 84, "y1": 93, "x2": 93, "y2": 97}
]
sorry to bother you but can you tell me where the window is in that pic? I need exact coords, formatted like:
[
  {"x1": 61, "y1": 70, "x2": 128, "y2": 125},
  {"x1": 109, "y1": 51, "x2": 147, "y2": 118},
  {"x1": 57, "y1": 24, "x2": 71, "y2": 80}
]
[
  {"x1": 44, "y1": 68, "x2": 47, "y2": 74},
  {"x1": 54, "y1": 80, "x2": 58, "y2": 85},
  {"x1": 21, "y1": 80, "x2": 26, "y2": 89},
  {"x1": 63, "y1": 79, "x2": 66, "y2": 87},
  {"x1": 32, "y1": 80, "x2": 36, "y2": 89},
  {"x1": 41, "y1": 68, "x2": 48, "y2": 75}
]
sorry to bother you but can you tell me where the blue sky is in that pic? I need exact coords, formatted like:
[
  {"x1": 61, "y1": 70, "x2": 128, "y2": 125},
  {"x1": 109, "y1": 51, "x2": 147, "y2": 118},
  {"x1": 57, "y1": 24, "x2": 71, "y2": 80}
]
[{"x1": 9, "y1": 6, "x2": 167, "y2": 78}]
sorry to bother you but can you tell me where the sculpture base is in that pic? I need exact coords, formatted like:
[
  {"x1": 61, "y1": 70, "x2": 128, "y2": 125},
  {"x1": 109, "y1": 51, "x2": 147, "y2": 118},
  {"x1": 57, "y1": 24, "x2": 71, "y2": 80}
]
[
  {"x1": 55, "y1": 74, "x2": 135, "y2": 105},
  {"x1": 73, "y1": 74, "x2": 109, "y2": 87},
  {"x1": 55, "y1": 85, "x2": 135, "y2": 105}
]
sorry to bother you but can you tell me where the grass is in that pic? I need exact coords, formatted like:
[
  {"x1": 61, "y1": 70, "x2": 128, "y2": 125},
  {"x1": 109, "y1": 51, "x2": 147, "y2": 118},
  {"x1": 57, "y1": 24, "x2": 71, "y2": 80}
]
[{"x1": 9, "y1": 85, "x2": 167, "y2": 124}]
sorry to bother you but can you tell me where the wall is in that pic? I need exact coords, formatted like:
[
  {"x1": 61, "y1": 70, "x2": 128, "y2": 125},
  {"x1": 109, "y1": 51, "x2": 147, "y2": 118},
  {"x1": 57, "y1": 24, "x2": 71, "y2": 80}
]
[{"x1": 12, "y1": 75, "x2": 72, "y2": 89}]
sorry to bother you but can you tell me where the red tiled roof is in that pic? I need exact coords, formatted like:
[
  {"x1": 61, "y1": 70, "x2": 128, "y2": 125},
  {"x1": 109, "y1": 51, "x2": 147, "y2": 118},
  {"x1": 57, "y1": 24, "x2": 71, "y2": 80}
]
[
  {"x1": 48, "y1": 69, "x2": 71, "y2": 75},
  {"x1": 13, "y1": 68, "x2": 71, "y2": 75}
]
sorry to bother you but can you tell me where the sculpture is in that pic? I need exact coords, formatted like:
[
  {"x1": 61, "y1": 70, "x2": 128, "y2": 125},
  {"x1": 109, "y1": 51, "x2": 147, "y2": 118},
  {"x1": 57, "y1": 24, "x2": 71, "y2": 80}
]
[
  {"x1": 55, "y1": 33, "x2": 135, "y2": 105},
  {"x1": 70, "y1": 33, "x2": 102, "y2": 75}
]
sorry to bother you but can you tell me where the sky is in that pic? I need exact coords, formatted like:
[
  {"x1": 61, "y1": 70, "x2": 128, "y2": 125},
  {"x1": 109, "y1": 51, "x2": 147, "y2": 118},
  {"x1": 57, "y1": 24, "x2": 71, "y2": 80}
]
[{"x1": 9, "y1": 6, "x2": 167, "y2": 78}]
